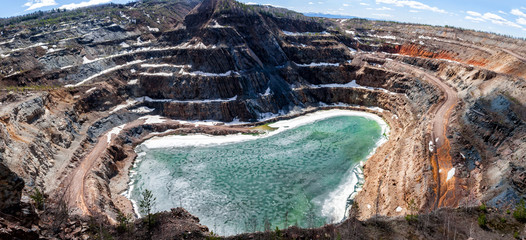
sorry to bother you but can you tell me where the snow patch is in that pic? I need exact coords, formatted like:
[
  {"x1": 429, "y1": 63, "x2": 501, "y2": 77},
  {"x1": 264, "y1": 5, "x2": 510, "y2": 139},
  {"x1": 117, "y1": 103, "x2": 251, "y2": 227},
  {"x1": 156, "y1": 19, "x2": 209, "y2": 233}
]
[
  {"x1": 307, "y1": 80, "x2": 398, "y2": 95},
  {"x1": 106, "y1": 124, "x2": 126, "y2": 144},
  {"x1": 147, "y1": 26, "x2": 159, "y2": 32},
  {"x1": 395, "y1": 206, "x2": 403, "y2": 212},
  {"x1": 139, "y1": 115, "x2": 167, "y2": 125},
  {"x1": 141, "y1": 63, "x2": 189, "y2": 68},
  {"x1": 209, "y1": 20, "x2": 226, "y2": 28},
  {"x1": 260, "y1": 87, "x2": 271, "y2": 96},
  {"x1": 128, "y1": 79, "x2": 138, "y2": 85},
  {"x1": 131, "y1": 106, "x2": 155, "y2": 113},
  {"x1": 179, "y1": 69, "x2": 239, "y2": 77},
  {"x1": 65, "y1": 60, "x2": 145, "y2": 87},
  {"x1": 83, "y1": 56, "x2": 95, "y2": 64},
  {"x1": 86, "y1": 87, "x2": 97, "y2": 94},
  {"x1": 446, "y1": 168, "x2": 455, "y2": 181},
  {"x1": 0, "y1": 38, "x2": 14, "y2": 45},
  {"x1": 110, "y1": 99, "x2": 138, "y2": 114},
  {"x1": 295, "y1": 62, "x2": 340, "y2": 67},
  {"x1": 282, "y1": 30, "x2": 330, "y2": 36},
  {"x1": 136, "y1": 95, "x2": 237, "y2": 104},
  {"x1": 140, "y1": 72, "x2": 173, "y2": 77},
  {"x1": 370, "y1": 34, "x2": 397, "y2": 40}
]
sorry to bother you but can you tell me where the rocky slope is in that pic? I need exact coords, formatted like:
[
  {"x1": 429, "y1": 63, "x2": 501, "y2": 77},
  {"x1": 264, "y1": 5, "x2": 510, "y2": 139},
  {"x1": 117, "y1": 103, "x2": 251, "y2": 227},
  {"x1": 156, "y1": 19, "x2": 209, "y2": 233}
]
[{"x1": 0, "y1": 0, "x2": 525, "y2": 238}]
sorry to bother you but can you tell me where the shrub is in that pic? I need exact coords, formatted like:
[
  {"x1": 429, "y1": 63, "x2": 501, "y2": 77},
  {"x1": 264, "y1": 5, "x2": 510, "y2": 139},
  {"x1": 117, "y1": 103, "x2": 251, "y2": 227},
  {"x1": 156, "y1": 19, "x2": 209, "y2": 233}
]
[
  {"x1": 513, "y1": 199, "x2": 526, "y2": 223},
  {"x1": 405, "y1": 214, "x2": 418, "y2": 223},
  {"x1": 479, "y1": 203, "x2": 487, "y2": 212},
  {"x1": 29, "y1": 188, "x2": 45, "y2": 210},
  {"x1": 139, "y1": 189, "x2": 157, "y2": 235},
  {"x1": 478, "y1": 213, "x2": 487, "y2": 228},
  {"x1": 116, "y1": 211, "x2": 132, "y2": 233}
]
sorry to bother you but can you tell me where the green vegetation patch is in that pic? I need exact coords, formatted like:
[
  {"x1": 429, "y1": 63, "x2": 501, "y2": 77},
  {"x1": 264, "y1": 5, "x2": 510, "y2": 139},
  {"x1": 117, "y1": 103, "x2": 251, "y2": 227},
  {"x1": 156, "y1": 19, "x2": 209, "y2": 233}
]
[{"x1": 250, "y1": 122, "x2": 278, "y2": 132}]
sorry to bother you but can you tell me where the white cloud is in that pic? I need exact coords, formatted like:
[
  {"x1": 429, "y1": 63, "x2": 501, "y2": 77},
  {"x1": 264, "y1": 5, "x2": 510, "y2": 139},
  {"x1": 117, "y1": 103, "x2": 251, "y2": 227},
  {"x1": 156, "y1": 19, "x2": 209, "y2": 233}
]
[
  {"x1": 343, "y1": 3, "x2": 349, "y2": 7},
  {"x1": 465, "y1": 16, "x2": 485, "y2": 22},
  {"x1": 376, "y1": 7, "x2": 392, "y2": 11},
  {"x1": 59, "y1": 0, "x2": 111, "y2": 10},
  {"x1": 372, "y1": 13, "x2": 392, "y2": 17},
  {"x1": 360, "y1": 2, "x2": 370, "y2": 6},
  {"x1": 498, "y1": 10, "x2": 507, "y2": 15},
  {"x1": 409, "y1": 10, "x2": 419, "y2": 13},
  {"x1": 375, "y1": 0, "x2": 446, "y2": 13},
  {"x1": 308, "y1": 2, "x2": 314, "y2": 4},
  {"x1": 24, "y1": 0, "x2": 57, "y2": 11},
  {"x1": 518, "y1": 18, "x2": 526, "y2": 25},
  {"x1": 465, "y1": 11, "x2": 523, "y2": 29},
  {"x1": 466, "y1": 11, "x2": 482, "y2": 17},
  {"x1": 511, "y1": 9, "x2": 526, "y2": 18}
]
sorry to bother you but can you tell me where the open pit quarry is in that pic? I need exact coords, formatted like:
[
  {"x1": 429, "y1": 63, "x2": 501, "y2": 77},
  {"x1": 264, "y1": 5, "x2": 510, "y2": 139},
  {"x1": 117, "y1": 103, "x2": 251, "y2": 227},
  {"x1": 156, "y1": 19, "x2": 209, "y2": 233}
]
[{"x1": 0, "y1": 0, "x2": 525, "y2": 239}]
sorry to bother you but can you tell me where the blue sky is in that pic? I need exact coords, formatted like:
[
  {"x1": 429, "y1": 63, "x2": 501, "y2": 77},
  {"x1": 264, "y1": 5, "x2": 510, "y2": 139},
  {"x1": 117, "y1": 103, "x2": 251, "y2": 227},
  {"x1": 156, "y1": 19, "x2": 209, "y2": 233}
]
[{"x1": 3, "y1": 0, "x2": 526, "y2": 38}]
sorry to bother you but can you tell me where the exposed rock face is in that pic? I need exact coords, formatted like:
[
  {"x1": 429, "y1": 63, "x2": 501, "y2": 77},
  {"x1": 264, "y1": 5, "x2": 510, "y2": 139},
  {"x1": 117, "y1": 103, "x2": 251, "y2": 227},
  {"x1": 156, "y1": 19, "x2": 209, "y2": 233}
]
[
  {"x1": 0, "y1": 0, "x2": 524, "y2": 238},
  {"x1": 0, "y1": 162, "x2": 24, "y2": 213}
]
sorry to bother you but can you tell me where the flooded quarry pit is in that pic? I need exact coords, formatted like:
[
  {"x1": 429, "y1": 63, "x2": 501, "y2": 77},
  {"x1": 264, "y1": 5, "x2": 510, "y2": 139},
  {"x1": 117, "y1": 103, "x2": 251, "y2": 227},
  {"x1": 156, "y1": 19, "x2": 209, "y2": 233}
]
[{"x1": 127, "y1": 110, "x2": 388, "y2": 236}]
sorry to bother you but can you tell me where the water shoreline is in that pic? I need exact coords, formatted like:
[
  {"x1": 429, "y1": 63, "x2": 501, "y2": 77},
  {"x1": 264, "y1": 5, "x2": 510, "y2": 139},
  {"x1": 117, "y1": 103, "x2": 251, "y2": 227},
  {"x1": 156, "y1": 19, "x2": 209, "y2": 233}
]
[{"x1": 124, "y1": 108, "x2": 390, "y2": 227}]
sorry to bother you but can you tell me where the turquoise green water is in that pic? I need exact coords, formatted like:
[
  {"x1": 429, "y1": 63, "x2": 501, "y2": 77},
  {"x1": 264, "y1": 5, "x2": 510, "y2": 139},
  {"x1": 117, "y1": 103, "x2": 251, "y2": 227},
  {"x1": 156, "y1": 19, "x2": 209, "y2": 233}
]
[{"x1": 129, "y1": 116, "x2": 383, "y2": 236}]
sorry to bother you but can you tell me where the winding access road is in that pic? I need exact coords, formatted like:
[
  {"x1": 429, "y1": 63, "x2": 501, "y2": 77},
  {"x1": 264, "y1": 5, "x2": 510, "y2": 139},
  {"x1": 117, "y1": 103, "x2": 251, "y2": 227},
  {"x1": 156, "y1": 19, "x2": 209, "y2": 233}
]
[{"x1": 389, "y1": 61, "x2": 459, "y2": 208}]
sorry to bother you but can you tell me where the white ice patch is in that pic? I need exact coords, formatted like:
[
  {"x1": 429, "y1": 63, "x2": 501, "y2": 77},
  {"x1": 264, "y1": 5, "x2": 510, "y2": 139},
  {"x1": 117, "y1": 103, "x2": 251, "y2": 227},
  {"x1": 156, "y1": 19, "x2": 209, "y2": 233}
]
[
  {"x1": 83, "y1": 56, "x2": 95, "y2": 64},
  {"x1": 106, "y1": 124, "x2": 126, "y2": 144},
  {"x1": 446, "y1": 168, "x2": 455, "y2": 181},
  {"x1": 86, "y1": 87, "x2": 97, "y2": 94},
  {"x1": 306, "y1": 80, "x2": 397, "y2": 95},
  {"x1": 120, "y1": 42, "x2": 130, "y2": 48},
  {"x1": 128, "y1": 79, "x2": 138, "y2": 85},
  {"x1": 282, "y1": 30, "x2": 330, "y2": 36},
  {"x1": 47, "y1": 48, "x2": 64, "y2": 54},
  {"x1": 0, "y1": 38, "x2": 14, "y2": 45},
  {"x1": 147, "y1": 26, "x2": 159, "y2": 32},
  {"x1": 367, "y1": 106, "x2": 385, "y2": 113},
  {"x1": 369, "y1": 34, "x2": 397, "y2": 40},
  {"x1": 65, "y1": 60, "x2": 145, "y2": 87},
  {"x1": 141, "y1": 63, "x2": 189, "y2": 68},
  {"x1": 395, "y1": 206, "x2": 403, "y2": 212},
  {"x1": 345, "y1": 30, "x2": 355, "y2": 35},
  {"x1": 179, "y1": 69, "x2": 239, "y2": 77},
  {"x1": 140, "y1": 72, "x2": 174, "y2": 77},
  {"x1": 209, "y1": 20, "x2": 226, "y2": 28},
  {"x1": 136, "y1": 95, "x2": 237, "y2": 104},
  {"x1": 139, "y1": 115, "x2": 167, "y2": 125},
  {"x1": 110, "y1": 99, "x2": 138, "y2": 114},
  {"x1": 131, "y1": 106, "x2": 155, "y2": 113},
  {"x1": 295, "y1": 62, "x2": 340, "y2": 67},
  {"x1": 260, "y1": 87, "x2": 271, "y2": 96},
  {"x1": 6, "y1": 42, "x2": 46, "y2": 53}
]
